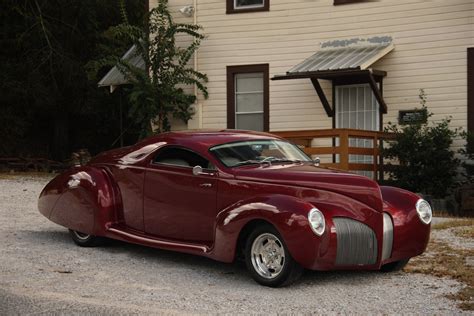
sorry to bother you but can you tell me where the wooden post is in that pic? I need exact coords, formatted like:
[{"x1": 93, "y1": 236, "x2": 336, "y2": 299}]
[
  {"x1": 373, "y1": 135, "x2": 378, "y2": 180},
  {"x1": 339, "y1": 130, "x2": 349, "y2": 170}
]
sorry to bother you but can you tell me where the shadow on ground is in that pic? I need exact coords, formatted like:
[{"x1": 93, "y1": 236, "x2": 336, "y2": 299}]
[{"x1": 21, "y1": 228, "x2": 386, "y2": 288}]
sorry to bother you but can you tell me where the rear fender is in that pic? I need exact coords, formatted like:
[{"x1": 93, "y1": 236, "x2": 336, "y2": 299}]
[
  {"x1": 38, "y1": 166, "x2": 119, "y2": 236},
  {"x1": 211, "y1": 194, "x2": 320, "y2": 267}
]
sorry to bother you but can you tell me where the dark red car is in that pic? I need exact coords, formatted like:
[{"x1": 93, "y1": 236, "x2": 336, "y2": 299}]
[{"x1": 39, "y1": 130, "x2": 431, "y2": 287}]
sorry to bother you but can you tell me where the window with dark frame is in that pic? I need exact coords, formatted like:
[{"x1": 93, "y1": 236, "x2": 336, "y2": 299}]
[
  {"x1": 226, "y1": 0, "x2": 269, "y2": 14},
  {"x1": 227, "y1": 64, "x2": 269, "y2": 132},
  {"x1": 334, "y1": 0, "x2": 369, "y2": 5}
]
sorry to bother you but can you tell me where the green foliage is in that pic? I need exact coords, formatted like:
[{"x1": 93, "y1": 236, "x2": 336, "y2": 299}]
[
  {"x1": 383, "y1": 89, "x2": 460, "y2": 198},
  {"x1": 91, "y1": 0, "x2": 208, "y2": 138}
]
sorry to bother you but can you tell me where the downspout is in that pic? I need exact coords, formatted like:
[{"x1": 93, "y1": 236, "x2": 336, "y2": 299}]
[
  {"x1": 193, "y1": 0, "x2": 202, "y2": 128},
  {"x1": 193, "y1": 0, "x2": 197, "y2": 79}
]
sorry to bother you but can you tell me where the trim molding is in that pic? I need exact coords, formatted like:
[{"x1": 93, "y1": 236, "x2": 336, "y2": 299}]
[
  {"x1": 468, "y1": 47, "x2": 474, "y2": 132},
  {"x1": 108, "y1": 227, "x2": 209, "y2": 253}
]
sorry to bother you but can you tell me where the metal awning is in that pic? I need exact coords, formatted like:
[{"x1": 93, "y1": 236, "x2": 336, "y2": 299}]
[
  {"x1": 98, "y1": 45, "x2": 145, "y2": 93},
  {"x1": 272, "y1": 36, "x2": 394, "y2": 116}
]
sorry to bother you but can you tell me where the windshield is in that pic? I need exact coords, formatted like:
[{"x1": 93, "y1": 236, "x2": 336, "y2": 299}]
[{"x1": 210, "y1": 139, "x2": 312, "y2": 167}]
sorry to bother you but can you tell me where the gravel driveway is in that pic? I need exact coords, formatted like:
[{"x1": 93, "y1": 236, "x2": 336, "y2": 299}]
[{"x1": 0, "y1": 176, "x2": 467, "y2": 314}]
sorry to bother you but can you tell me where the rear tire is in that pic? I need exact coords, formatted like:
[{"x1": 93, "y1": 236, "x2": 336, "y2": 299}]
[
  {"x1": 244, "y1": 224, "x2": 303, "y2": 287},
  {"x1": 381, "y1": 259, "x2": 409, "y2": 272},
  {"x1": 69, "y1": 229, "x2": 101, "y2": 247}
]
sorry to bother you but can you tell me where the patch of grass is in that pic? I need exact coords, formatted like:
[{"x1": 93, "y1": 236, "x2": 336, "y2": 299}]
[
  {"x1": 448, "y1": 287, "x2": 474, "y2": 311},
  {"x1": 405, "y1": 238, "x2": 474, "y2": 310},
  {"x1": 432, "y1": 219, "x2": 474, "y2": 230},
  {"x1": 454, "y1": 226, "x2": 474, "y2": 239},
  {"x1": 432, "y1": 210, "x2": 457, "y2": 218}
]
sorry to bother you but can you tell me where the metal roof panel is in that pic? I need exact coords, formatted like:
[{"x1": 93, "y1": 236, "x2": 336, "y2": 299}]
[
  {"x1": 98, "y1": 45, "x2": 145, "y2": 88},
  {"x1": 286, "y1": 36, "x2": 394, "y2": 74}
]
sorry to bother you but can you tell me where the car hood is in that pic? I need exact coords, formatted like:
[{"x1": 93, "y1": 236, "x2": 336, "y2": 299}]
[{"x1": 233, "y1": 163, "x2": 383, "y2": 212}]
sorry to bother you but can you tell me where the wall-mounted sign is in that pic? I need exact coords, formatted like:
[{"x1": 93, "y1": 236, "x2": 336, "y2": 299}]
[{"x1": 398, "y1": 109, "x2": 427, "y2": 125}]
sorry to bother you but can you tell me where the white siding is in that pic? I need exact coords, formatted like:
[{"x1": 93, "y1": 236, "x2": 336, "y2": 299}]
[{"x1": 158, "y1": 0, "x2": 474, "y2": 135}]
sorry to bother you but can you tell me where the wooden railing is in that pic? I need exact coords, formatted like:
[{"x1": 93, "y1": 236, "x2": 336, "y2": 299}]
[{"x1": 271, "y1": 128, "x2": 396, "y2": 181}]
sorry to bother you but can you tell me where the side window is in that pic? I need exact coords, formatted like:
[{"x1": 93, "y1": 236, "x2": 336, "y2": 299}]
[{"x1": 153, "y1": 147, "x2": 214, "y2": 169}]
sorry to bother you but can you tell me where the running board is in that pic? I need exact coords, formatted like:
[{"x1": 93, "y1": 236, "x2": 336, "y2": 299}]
[{"x1": 107, "y1": 227, "x2": 209, "y2": 253}]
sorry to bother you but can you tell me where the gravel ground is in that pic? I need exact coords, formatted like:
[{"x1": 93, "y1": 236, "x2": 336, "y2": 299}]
[{"x1": 0, "y1": 176, "x2": 468, "y2": 315}]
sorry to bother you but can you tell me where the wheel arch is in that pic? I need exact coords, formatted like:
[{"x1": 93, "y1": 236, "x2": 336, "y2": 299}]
[
  {"x1": 235, "y1": 219, "x2": 274, "y2": 261},
  {"x1": 211, "y1": 194, "x2": 318, "y2": 266}
]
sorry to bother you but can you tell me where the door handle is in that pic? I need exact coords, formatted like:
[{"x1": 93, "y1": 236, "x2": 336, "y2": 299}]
[{"x1": 199, "y1": 183, "x2": 213, "y2": 188}]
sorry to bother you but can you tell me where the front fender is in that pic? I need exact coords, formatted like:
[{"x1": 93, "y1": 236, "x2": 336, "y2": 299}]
[
  {"x1": 381, "y1": 186, "x2": 430, "y2": 263},
  {"x1": 211, "y1": 194, "x2": 322, "y2": 267},
  {"x1": 38, "y1": 166, "x2": 119, "y2": 236}
]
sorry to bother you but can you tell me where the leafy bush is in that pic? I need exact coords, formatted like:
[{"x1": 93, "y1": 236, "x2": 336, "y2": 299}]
[
  {"x1": 383, "y1": 90, "x2": 460, "y2": 198},
  {"x1": 90, "y1": 0, "x2": 208, "y2": 138}
]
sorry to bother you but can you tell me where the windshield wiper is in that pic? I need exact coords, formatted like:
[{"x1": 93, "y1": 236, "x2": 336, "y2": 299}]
[
  {"x1": 232, "y1": 160, "x2": 262, "y2": 167},
  {"x1": 267, "y1": 158, "x2": 302, "y2": 164},
  {"x1": 232, "y1": 157, "x2": 304, "y2": 167}
]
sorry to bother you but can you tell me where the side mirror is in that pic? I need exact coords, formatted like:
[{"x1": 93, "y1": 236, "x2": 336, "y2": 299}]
[
  {"x1": 314, "y1": 157, "x2": 321, "y2": 167},
  {"x1": 193, "y1": 165, "x2": 203, "y2": 176}
]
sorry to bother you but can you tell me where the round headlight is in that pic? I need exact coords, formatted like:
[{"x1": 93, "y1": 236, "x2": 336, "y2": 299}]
[
  {"x1": 416, "y1": 199, "x2": 432, "y2": 225},
  {"x1": 308, "y1": 208, "x2": 325, "y2": 236}
]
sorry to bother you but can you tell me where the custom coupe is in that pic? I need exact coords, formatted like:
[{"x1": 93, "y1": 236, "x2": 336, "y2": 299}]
[{"x1": 39, "y1": 130, "x2": 431, "y2": 287}]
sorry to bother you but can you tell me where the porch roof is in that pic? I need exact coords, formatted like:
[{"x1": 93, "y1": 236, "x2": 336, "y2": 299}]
[
  {"x1": 274, "y1": 36, "x2": 394, "y2": 80},
  {"x1": 272, "y1": 36, "x2": 394, "y2": 116},
  {"x1": 98, "y1": 45, "x2": 145, "y2": 93}
]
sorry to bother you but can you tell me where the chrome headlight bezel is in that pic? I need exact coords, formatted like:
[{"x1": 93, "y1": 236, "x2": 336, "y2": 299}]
[
  {"x1": 416, "y1": 199, "x2": 432, "y2": 225},
  {"x1": 308, "y1": 208, "x2": 326, "y2": 236}
]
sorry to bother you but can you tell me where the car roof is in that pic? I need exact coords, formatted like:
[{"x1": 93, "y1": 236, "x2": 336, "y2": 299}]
[{"x1": 138, "y1": 130, "x2": 283, "y2": 151}]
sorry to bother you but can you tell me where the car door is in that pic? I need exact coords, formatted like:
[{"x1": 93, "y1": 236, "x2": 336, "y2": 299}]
[{"x1": 143, "y1": 146, "x2": 217, "y2": 244}]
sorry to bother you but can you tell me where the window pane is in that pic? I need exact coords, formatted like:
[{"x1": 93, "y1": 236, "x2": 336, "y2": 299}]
[
  {"x1": 236, "y1": 93, "x2": 263, "y2": 113},
  {"x1": 154, "y1": 147, "x2": 211, "y2": 168},
  {"x1": 349, "y1": 87, "x2": 357, "y2": 112},
  {"x1": 336, "y1": 84, "x2": 379, "y2": 131},
  {"x1": 236, "y1": 73, "x2": 263, "y2": 92},
  {"x1": 236, "y1": 113, "x2": 264, "y2": 131},
  {"x1": 235, "y1": 0, "x2": 264, "y2": 8},
  {"x1": 342, "y1": 88, "x2": 349, "y2": 112}
]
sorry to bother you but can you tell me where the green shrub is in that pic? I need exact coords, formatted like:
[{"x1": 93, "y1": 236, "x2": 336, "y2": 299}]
[{"x1": 382, "y1": 90, "x2": 460, "y2": 198}]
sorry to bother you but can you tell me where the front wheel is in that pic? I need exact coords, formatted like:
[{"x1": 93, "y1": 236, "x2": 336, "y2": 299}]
[
  {"x1": 245, "y1": 224, "x2": 303, "y2": 287},
  {"x1": 69, "y1": 229, "x2": 101, "y2": 247},
  {"x1": 380, "y1": 259, "x2": 409, "y2": 272}
]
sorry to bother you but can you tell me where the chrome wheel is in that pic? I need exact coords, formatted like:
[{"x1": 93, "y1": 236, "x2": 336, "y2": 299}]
[
  {"x1": 250, "y1": 233, "x2": 286, "y2": 279},
  {"x1": 69, "y1": 229, "x2": 101, "y2": 247},
  {"x1": 72, "y1": 230, "x2": 91, "y2": 241}
]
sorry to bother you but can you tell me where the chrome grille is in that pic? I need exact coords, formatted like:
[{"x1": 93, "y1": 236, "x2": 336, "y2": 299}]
[
  {"x1": 334, "y1": 218, "x2": 377, "y2": 266},
  {"x1": 382, "y1": 213, "x2": 394, "y2": 261}
]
